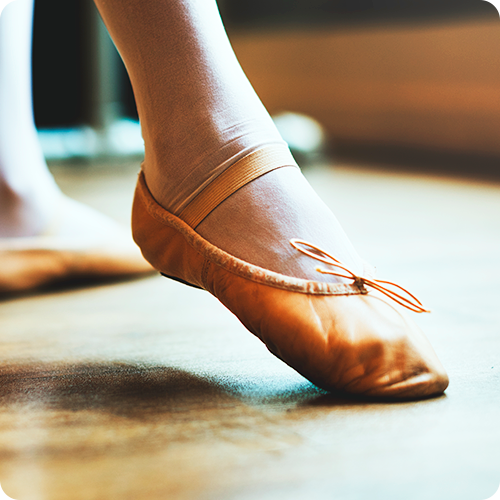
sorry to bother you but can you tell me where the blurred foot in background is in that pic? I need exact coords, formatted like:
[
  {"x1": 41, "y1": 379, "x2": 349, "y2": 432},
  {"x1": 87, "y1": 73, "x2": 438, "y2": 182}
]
[{"x1": 0, "y1": 0, "x2": 152, "y2": 295}]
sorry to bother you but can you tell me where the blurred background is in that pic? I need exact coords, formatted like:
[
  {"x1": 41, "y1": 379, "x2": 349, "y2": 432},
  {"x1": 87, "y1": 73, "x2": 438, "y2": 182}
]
[{"x1": 33, "y1": 0, "x2": 500, "y2": 172}]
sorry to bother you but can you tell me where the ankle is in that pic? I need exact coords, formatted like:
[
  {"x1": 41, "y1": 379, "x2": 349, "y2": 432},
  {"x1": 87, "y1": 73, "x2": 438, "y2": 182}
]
[{"x1": 141, "y1": 118, "x2": 285, "y2": 215}]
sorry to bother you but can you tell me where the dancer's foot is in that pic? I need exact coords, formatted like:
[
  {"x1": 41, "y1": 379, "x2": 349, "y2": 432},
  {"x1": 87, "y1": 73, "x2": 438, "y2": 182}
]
[
  {"x1": 0, "y1": 194, "x2": 153, "y2": 294},
  {"x1": 133, "y1": 152, "x2": 449, "y2": 400}
]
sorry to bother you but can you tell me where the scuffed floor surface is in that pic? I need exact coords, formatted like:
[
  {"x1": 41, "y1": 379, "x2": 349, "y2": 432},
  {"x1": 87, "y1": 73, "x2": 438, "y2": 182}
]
[{"x1": 0, "y1": 159, "x2": 499, "y2": 500}]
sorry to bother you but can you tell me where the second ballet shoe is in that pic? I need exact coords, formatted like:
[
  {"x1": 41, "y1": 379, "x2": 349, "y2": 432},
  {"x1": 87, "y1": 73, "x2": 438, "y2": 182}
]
[{"x1": 0, "y1": 196, "x2": 153, "y2": 294}]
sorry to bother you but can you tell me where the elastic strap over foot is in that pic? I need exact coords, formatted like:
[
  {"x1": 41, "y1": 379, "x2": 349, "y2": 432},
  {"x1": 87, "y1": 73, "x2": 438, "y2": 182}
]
[{"x1": 178, "y1": 144, "x2": 298, "y2": 228}]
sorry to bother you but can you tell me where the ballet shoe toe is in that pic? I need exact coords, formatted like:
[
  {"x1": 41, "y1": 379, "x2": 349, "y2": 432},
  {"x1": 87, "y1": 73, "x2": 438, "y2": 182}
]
[
  {"x1": 309, "y1": 295, "x2": 449, "y2": 399},
  {"x1": 213, "y1": 278, "x2": 448, "y2": 400}
]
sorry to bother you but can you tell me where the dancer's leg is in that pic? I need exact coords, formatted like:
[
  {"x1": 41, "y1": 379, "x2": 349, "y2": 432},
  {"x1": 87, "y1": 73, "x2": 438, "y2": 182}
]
[
  {"x1": 0, "y1": 0, "x2": 152, "y2": 293},
  {"x1": 93, "y1": 0, "x2": 362, "y2": 282},
  {"x1": 94, "y1": 0, "x2": 448, "y2": 398},
  {"x1": 0, "y1": 0, "x2": 61, "y2": 237}
]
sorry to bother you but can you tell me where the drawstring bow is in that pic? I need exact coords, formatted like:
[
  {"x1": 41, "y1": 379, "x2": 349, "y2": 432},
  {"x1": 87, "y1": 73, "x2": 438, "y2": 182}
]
[{"x1": 290, "y1": 239, "x2": 430, "y2": 314}]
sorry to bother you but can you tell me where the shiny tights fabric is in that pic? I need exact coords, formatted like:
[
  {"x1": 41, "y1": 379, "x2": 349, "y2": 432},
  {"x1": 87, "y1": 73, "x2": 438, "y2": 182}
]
[{"x1": 94, "y1": 0, "x2": 285, "y2": 215}]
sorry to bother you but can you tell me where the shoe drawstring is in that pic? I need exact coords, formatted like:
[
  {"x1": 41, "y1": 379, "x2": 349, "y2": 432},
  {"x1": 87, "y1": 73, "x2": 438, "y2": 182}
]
[{"x1": 290, "y1": 239, "x2": 430, "y2": 314}]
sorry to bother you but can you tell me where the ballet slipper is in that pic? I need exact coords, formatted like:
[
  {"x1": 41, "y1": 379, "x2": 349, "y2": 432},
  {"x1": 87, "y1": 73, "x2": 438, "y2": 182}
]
[
  {"x1": 0, "y1": 196, "x2": 153, "y2": 294},
  {"x1": 132, "y1": 145, "x2": 449, "y2": 399}
]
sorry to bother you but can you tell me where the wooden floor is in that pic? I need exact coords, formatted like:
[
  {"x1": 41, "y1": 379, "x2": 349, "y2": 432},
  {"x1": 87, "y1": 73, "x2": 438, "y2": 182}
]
[{"x1": 0, "y1": 157, "x2": 499, "y2": 500}]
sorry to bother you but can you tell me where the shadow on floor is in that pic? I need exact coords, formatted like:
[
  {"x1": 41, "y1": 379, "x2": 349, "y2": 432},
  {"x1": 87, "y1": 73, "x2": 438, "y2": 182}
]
[
  {"x1": 0, "y1": 360, "x2": 445, "y2": 422},
  {"x1": 0, "y1": 273, "x2": 157, "y2": 304}
]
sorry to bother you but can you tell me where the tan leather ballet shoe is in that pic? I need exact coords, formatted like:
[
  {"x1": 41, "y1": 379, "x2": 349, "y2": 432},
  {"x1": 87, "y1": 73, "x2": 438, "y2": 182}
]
[
  {"x1": 0, "y1": 197, "x2": 153, "y2": 294},
  {"x1": 132, "y1": 145, "x2": 449, "y2": 399}
]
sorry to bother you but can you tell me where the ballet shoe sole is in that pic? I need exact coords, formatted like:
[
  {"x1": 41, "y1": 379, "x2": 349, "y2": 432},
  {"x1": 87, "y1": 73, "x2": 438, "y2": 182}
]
[{"x1": 0, "y1": 236, "x2": 153, "y2": 294}]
